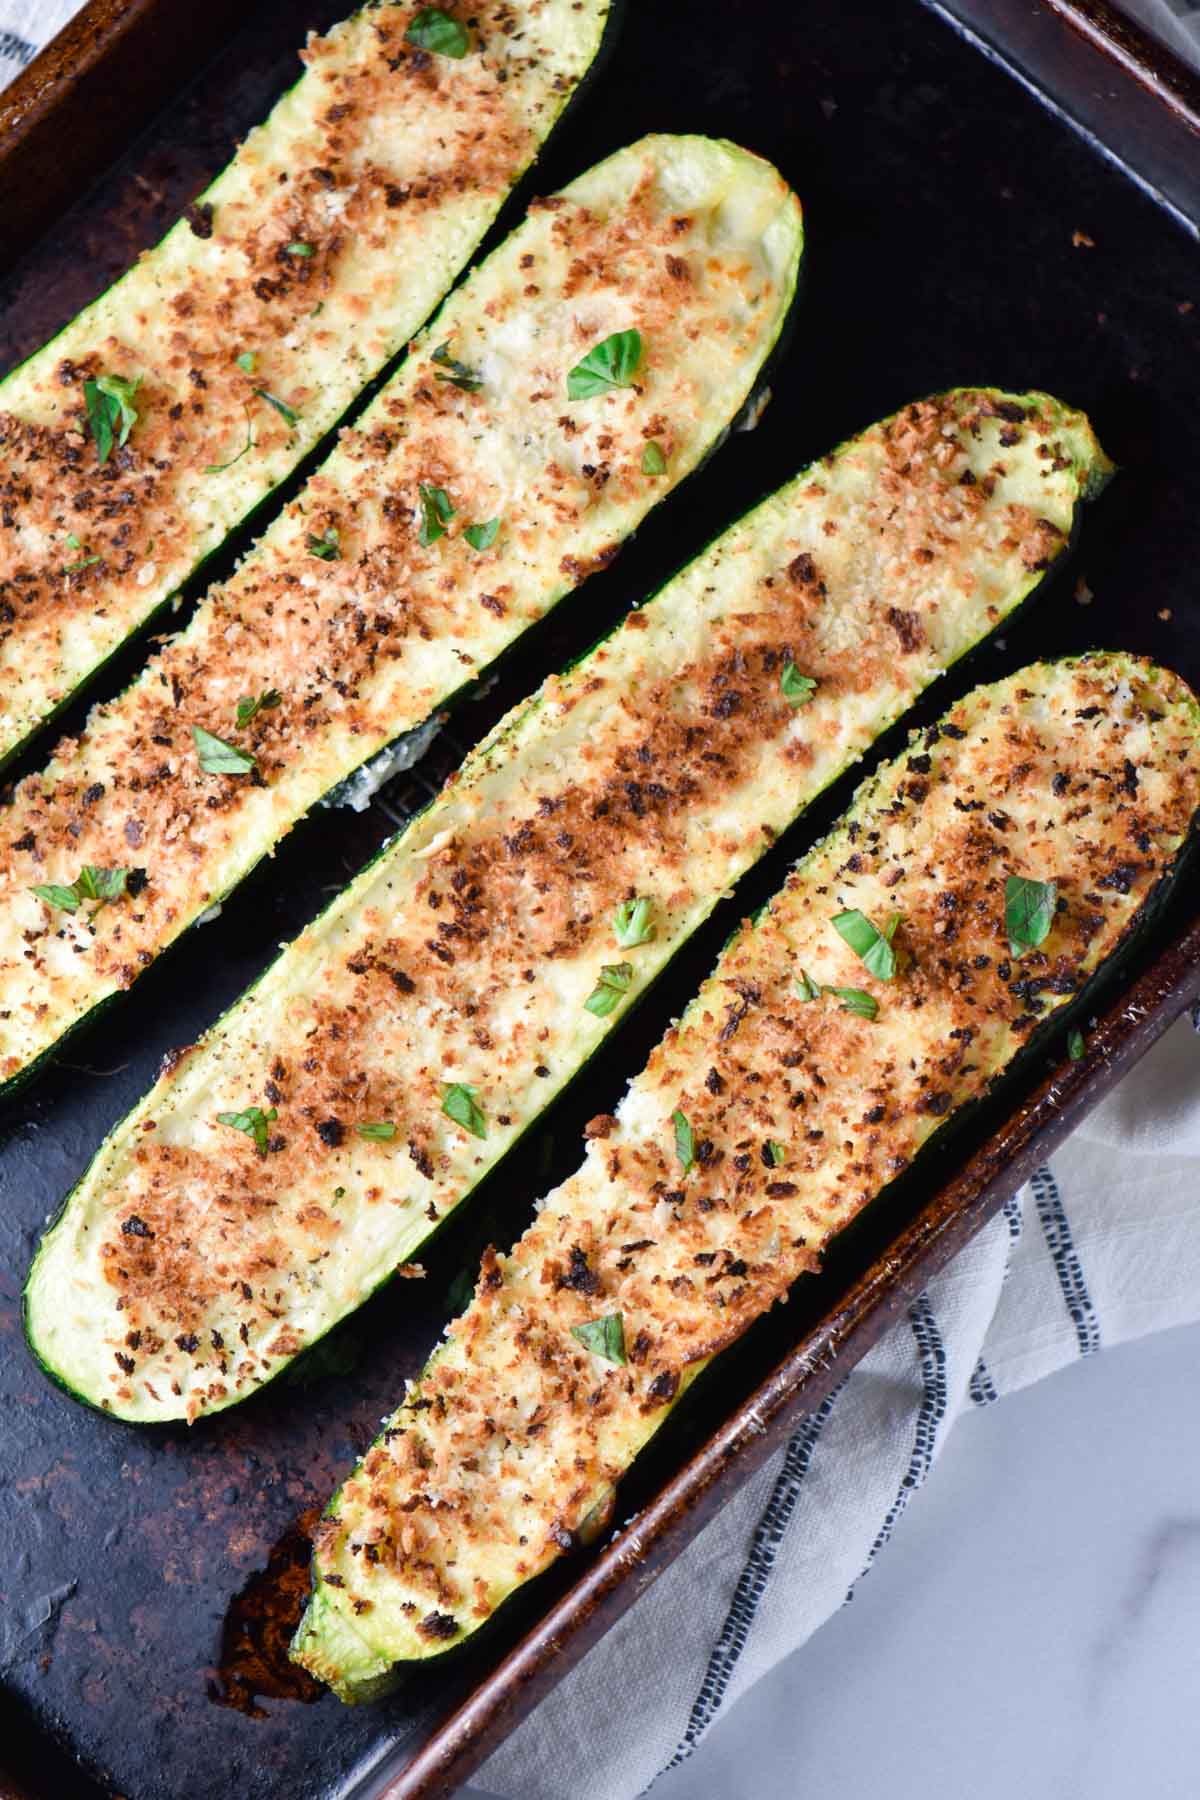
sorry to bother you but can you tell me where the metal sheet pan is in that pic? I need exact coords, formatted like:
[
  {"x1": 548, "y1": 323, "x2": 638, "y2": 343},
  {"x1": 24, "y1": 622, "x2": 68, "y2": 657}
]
[{"x1": 1, "y1": 2, "x2": 1198, "y2": 1796}]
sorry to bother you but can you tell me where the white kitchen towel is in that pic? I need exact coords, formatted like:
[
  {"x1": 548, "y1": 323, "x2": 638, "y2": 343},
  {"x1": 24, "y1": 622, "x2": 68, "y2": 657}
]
[{"x1": 476, "y1": 1010, "x2": 1200, "y2": 1800}]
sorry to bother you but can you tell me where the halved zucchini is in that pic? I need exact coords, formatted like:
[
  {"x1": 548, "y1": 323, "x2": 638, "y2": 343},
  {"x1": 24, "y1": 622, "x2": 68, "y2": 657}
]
[
  {"x1": 0, "y1": 132, "x2": 803, "y2": 1090},
  {"x1": 24, "y1": 388, "x2": 1109, "y2": 1427},
  {"x1": 291, "y1": 651, "x2": 1200, "y2": 1698},
  {"x1": 0, "y1": 0, "x2": 613, "y2": 769}
]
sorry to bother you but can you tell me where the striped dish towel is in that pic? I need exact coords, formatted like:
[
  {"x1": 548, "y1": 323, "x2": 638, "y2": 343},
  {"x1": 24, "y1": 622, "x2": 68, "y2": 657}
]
[{"x1": 478, "y1": 1011, "x2": 1200, "y2": 1800}]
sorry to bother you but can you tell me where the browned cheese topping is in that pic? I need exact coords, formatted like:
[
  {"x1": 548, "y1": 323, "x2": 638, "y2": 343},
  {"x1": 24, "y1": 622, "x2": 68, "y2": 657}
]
[
  {"x1": 1, "y1": 130, "x2": 801, "y2": 1082},
  {"x1": 0, "y1": 0, "x2": 609, "y2": 760},
  {"x1": 305, "y1": 654, "x2": 1198, "y2": 1660},
  {"x1": 25, "y1": 389, "x2": 1109, "y2": 1433}
]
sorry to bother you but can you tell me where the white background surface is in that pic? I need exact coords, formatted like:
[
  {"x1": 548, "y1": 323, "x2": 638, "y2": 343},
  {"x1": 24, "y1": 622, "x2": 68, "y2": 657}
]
[
  {"x1": 469, "y1": 1318, "x2": 1200, "y2": 1799},
  {"x1": 642, "y1": 1322, "x2": 1200, "y2": 1800}
]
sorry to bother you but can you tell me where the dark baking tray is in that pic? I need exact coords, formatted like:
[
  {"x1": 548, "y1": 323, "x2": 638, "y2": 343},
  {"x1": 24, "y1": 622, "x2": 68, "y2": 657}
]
[{"x1": 2, "y1": 3, "x2": 1199, "y2": 1797}]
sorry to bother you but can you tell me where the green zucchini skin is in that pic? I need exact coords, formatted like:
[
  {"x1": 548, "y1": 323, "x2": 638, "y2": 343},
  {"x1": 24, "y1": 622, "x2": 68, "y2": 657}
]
[
  {"x1": 0, "y1": 0, "x2": 614, "y2": 774},
  {"x1": 0, "y1": 133, "x2": 803, "y2": 1097},
  {"x1": 291, "y1": 650, "x2": 1200, "y2": 1698},
  {"x1": 23, "y1": 387, "x2": 1108, "y2": 1429}
]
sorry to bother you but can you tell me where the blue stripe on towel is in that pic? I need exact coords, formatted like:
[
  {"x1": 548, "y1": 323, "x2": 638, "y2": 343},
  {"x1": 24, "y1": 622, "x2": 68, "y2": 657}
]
[
  {"x1": 1030, "y1": 1163, "x2": 1100, "y2": 1357},
  {"x1": 654, "y1": 1384, "x2": 843, "y2": 1778}
]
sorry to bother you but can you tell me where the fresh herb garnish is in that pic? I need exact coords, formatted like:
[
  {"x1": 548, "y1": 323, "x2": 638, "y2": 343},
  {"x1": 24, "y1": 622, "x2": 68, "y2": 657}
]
[
  {"x1": 235, "y1": 689, "x2": 282, "y2": 730},
  {"x1": 794, "y1": 969, "x2": 878, "y2": 1020},
  {"x1": 431, "y1": 342, "x2": 483, "y2": 392},
  {"x1": 1068, "y1": 1027, "x2": 1086, "y2": 1061},
  {"x1": 442, "y1": 1082, "x2": 486, "y2": 1139},
  {"x1": 205, "y1": 406, "x2": 255, "y2": 474},
  {"x1": 833, "y1": 908, "x2": 900, "y2": 980},
  {"x1": 30, "y1": 864, "x2": 131, "y2": 917},
  {"x1": 765, "y1": 1140, "x2": 787, "y2": 1166},
  {"x1": 286, "y1": 241, "x2": 315, "y2": 258},
  {"x1": 84, "y1": 372, "x2": 141, "y2": 465},
  {"x1": 584, "y1": 961, "x2": 634, "y2": 1018},
  {"x1": 63, "y1": 530, "x2": 101, "y2": 574},
  {"x1": 356, "y1": 1121, "x2": 397, "y2": 1141},
  {"x1": 794, "y1": 968, "x2": 822, "y2": 1002},
  {"x1": 193, "y1": 724, "x2": 257, "y2": 776},
  {"x1": 780, "y1": 662, "x2": 818, "y2": 707},
  {"x1": 464, "y1": 517, "x2": 501, "y2": 552},
  {"x1": 254, "y1": 387, "x2": 301, "y2": 428},
  {"x1": 1005, "y1": 874, "x2": 1057, "y2": 958},
  {"x1": 418, "y1": 483, "x2": 455, "y2": 546},
  {"x1": 641, "y1": 441, "x2": 667, "y2": 476},
  {"x1": 235, "y1": 350, "x2": 258, "y2": 375},
  {"x1": 571, "y1": 1313, "x2": 627, "y2": 1365},
  {"x1": 673, "y1": 1108, "x2": 695, "y2": 1173},
  {"x1": 613, "y1": 896, "x2": 656, "y2": 948},
  {"x1": 830, "y1": 987, "x2": 879, "y2": 1019},
  {"x1": 405, "y1": 7, "x2": 470, "y2": 56},
  {"x1": 567, "y1": 328, "x2": 643, "y2": 400},
  {"x1": 216, "y1": 1105, "x2": 277, "y2": 1156},
  {"x1": 307, "y1": 526, "x2": 341, "y2": 560}
]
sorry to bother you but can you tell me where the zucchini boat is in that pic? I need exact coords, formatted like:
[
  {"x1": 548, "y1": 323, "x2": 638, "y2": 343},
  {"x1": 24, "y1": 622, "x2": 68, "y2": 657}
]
[
  {"x1": 0, "y1": 132, "x2": 804, "y2": 1092},
  {"x1": 292, "y1": 651, "x2": 1200, "y2": 1699},
  {"x1": 0, "y1": 0, "x2": 613, "y2": 769},
  {"x1": 24, "y1": 388, "x2": 1110, "y2": 1425}
]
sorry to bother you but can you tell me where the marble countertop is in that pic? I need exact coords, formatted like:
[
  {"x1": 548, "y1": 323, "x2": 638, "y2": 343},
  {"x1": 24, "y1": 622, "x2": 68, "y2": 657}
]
[{"x1": 644, "y1": 1320, "x2": 1200, "y2": 1800}]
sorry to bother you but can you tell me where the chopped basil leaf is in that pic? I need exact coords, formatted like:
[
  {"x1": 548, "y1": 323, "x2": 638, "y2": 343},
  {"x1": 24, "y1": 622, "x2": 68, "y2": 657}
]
[
  {"x1": 829, "y1": 986, "x2": 879, "y2": 1020},
  {"x1": 584, "y1": 961, "x2": 634, "y2": 1018},
  {"x1": 235, "y1": 689, "x2": 282, "y2": 730},
  {"x1": 431, "y1": 342, "x2": 483, "y2": 391},
  {"x1": 780, "y1": 662, "x2": 817, "y2": 707},
  {"x1": 1068, "y1": 1027, "x2": 1086, "y2": 1062},
  {"x1": 254, "y1": 386, "x2": 300, "y2": 428},
  {"x1": 571, "y1": 1312, "x2": 627, "y2": 1365},
  {"x1": 84, "y1": 372, "x2": 141, "y2": 465},
  {"x1": 832, "y1": 908, "x2": 900, "y2": 980},
  {"x1": 193, "y1": 724, "x2": 257, "y2": 776},
  {"x1": 673, "y1": 1107, "x2": 695, "y2": 1173},
  {"x1": 405, "y1": 7, "x2": 470, "y2": 56},
  {"x1": 205, "y1": 407, "x2": 255, "y2": 473},
  {"x1": 442, "y1": 1082, "x2": 486, "y2": 1139},
  {"x1": 216, "y1": 1105, "x2": 277, "y2": 1156},
  {"x1": 464, "y1": 517, "x2": 501, "y2": 552},
  {"x1": 286, "y1": 241, "x2": 315, "y2": 258},
  {"x1": 641, "y1": 440, "x2": 667, "y2": 475},
  {"x1": 66, "y1": 532, "x2": 82, "y2": 549},
  {"x1": 613, "y1": 895, "x2": 656, "y2": 948},
  {"x1": 235, "y1": 350, "x2": 257, "y2": 375},
  {"x1": 31, "y1": 864, "x2": 130, "y2": 916},
  {"x1": 567, "y1": 328, "x2": 643, "y2": 400},
  {"x1": 794, "y1": 968, "x2": 822, "y2": 1002},
  {"x1": 307, "y1": 526, "x2": 341, "y2": 560},
  {"x1": 1005, "y1": 874, "x2": 1057, "y2": 958},
  {"x1": 765, "y1": 1140, "x2": 787, "y2": 1166},
  {"x1": 356, "y1": 1121, "x2": 397, "y2": 1141},
  {"x1": 418, "y1": 483, "x2": 455, "y2": 546},
  {"x1": 64, "y1": 542, "x2": 101, "y2": 573}
]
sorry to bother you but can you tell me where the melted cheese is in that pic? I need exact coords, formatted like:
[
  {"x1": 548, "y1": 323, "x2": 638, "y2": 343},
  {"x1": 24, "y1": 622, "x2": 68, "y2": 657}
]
[
  {"x1": 0, "y1": 133, "x2": 803, "y2": 1083},
  {"x1": 292, "y1": 652, "x2": 1200, "y2": 1694},
  {"x1": 0, "y1": 0, "x2": 610, "y2": 764},
  {"x1": 26, "y1": 388, "x2": 1109, "y2": 1433}
]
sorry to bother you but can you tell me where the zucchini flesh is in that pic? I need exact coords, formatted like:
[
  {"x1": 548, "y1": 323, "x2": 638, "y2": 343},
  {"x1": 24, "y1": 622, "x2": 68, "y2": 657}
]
[
  {"x1": 0, "y1": 132, "x2": 803, "y2": 1089},
  {"x1": 0, "y1": 0, "x2": 611, "y2": 768},
  {"x1": 23, "y1": 387, "x2": 1110, "y2": 1428},
  {"x1": 291, "y1": 652, "x2": 1200, "y2": 1698}
]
